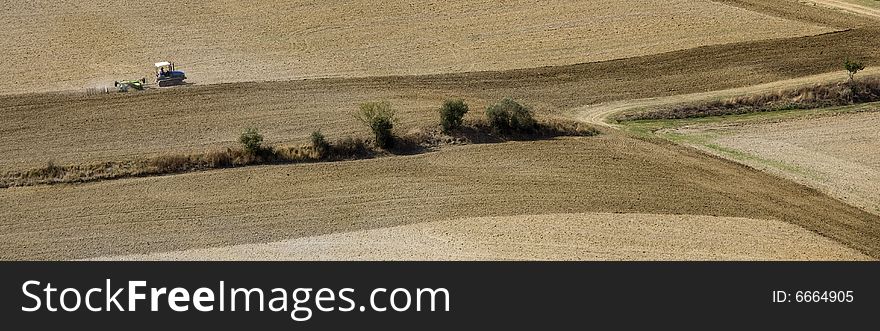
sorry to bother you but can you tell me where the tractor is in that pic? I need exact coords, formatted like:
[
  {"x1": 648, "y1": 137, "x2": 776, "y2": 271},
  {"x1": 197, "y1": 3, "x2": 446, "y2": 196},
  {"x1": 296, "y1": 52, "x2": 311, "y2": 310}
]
[{"x1": 154, "y1": 61, "x2": 187, "y2": 87}]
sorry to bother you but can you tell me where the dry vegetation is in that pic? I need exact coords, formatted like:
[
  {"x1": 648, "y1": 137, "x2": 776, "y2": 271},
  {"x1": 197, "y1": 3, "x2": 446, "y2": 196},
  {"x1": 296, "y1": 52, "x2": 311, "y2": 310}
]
[
  {"x1": 0, "y1": 84, "x2": 449, "y2": 172},
  {"x1": 0, "y1": 0, "x2": 833, "y2": 94},
  {"x1": 1, "y1": 146, "x2": 323, "y2": 188},
  {"x1": 0, "y1": 117, "x2": 597, "y2": 188},
  {"x1": 617, "y1": 78, "x2": 880, "y2": 121}
]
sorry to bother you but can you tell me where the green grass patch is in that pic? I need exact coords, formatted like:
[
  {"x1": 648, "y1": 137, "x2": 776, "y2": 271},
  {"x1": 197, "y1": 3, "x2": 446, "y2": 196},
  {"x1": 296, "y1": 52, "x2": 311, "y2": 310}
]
[
  {"x1": 619, "y1": 101, "x2": 880, "y2": 136},
  {"x1": 615, "y1": 102, "x2": 880, "y2": 178},
  {"x1": 657, "y1": 130, "x2": 816, "y2": 178}
]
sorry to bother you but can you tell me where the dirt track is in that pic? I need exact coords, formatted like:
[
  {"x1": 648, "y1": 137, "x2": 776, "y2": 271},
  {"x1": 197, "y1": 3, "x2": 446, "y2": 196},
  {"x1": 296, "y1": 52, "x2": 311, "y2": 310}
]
[
  {"x1": 570, "y1": 68, "x2": 880, "y2": 127},
  {"x1": 0, "y1": 0, "x2": 833, "y2": 94},
  {"x1": 809, "y1": 0, "x2": 880, "y2": 18},
  {"x1": 96, "y1": 213, "x2": 871, "y2": 261}
]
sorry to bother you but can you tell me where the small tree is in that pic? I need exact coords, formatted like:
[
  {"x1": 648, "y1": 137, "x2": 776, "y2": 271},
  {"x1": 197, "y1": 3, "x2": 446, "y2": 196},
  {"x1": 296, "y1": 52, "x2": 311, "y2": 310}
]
[
  {"x1": 356, "y1": 101, "x2": 396, "y2": 149},
  {"x1": 845, "y1": 59, "x2": 866, "y2": 82},
  {"x1": 439, "y1": 99, "x2": 469, "y2": 132},
  {"x1": 485, "y1": 98, "x2": 536, "y2": 133},
  {"x1": 310, "y1": 130, "x2": 330, "y2": 158},
  {"x1": 239, "y1": 127, "x2": 264, "y2": 153}
]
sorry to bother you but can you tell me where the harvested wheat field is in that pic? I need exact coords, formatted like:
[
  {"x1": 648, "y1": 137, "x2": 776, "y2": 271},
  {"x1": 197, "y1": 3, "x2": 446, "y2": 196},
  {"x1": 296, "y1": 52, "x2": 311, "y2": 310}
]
[
  {"x1": 2, "y1": 136, "x2": 879, "y2": 260},
  {"x1": 96, "y1": 213, "x2": 871, "y2": 261},
  {"x1": 0, "y1": 0, "x2": 834, "y2": 94},
  {"x1": 687, "y1": 110, "x2": 880, "y2": 215}
]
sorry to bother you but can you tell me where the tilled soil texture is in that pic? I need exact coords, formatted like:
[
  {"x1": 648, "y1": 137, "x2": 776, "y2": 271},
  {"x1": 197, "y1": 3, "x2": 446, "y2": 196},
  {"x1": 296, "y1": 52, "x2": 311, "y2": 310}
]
[
  {"x1": 0, "y1": 83, "x2": 456, "y2": 172},
  {"x1": 0, "y1": 0, "x2": 833, "y2": 94},
  {"x1": 3, "y1": 135, "x2": 879, "y2": 260},
  {"x1": 4, "y1": 19, "x2": 880, "y2": 172},
  {"x1": 96, "y1": 213, "x2": 871, "y2": 261},
  {"x1": 702, "y1": 110, "x2": 880, "y2": 215},
  {"x1": 3, "y1": 0, "x2": 880, "y2": 262},
  {"x1": 569, "y1": 69, "x2": 880, "y2": 127}
]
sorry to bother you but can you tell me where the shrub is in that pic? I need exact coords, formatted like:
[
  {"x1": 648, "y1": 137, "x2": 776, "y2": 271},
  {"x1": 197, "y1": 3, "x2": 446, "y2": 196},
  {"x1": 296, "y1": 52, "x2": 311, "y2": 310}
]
[
  {"x1": 485, "y1": 98, "x2": 536, "y2": 133},
  {"x1": 540, "y1": 119, "x2": 602, "y2": 137},
  {"x1": 439, "y1": 99, "x2": 469, "y2": 132},
  {"x1": 33, "y1": 160, "x2": 64, "y2": 179},
  {"x1": 485, "y1": 103, "x2": 510, "y2": 132},
  {"x1": 845, "y1": 59, "x2": 866, "y2": 82},
  {"x1": 332, "y1": 136, "x2": 371, "y2": 158},
  {"x1": 150, "y1": 154, "x2": 193, "y2": 172},
  {"x1": 204, "y1": 149, "x2": 233, "y2": 168},
  {"x1": 356, "y1": 101, "x2": 396, "y2": 149},
  {"x1": 239, "y1": 127, "x2": 264, "y2": 153},
  {"x1": 617, "y1": 78, "x2": 880, "y2": 121},
  {"x1": 274, "y1": 146, "x2": 309, "y2": 162},
  {"x1": 310, "y1": 130, "x2": 331, "y2": 158}
]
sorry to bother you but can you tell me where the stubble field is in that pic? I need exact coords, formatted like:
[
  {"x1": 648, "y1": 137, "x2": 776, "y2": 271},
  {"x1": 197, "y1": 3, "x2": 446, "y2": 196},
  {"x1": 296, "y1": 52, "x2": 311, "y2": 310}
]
[
  {"x1": 0, "y1": 0, "x2": 833, "y2": 94},
  {"x1": 692, "y1": 110, "x2": 880, "y2": 215}
]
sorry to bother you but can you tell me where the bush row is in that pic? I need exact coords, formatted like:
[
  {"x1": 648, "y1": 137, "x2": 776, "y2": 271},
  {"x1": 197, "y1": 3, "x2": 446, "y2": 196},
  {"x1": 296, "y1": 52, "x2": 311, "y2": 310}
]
[
  {"x1": 618, "y1": 77, "x2": 880, "y2": 121},
  {"x1": 240, "y1": 97, "x2": 568, "y2": 154},
  {"x1": 2, "y1": 98, "x2": 599, "y2": 188}
]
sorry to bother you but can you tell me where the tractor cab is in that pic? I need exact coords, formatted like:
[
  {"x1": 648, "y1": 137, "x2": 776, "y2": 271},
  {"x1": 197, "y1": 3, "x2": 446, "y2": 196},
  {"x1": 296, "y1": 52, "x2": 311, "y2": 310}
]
[{"x1": 155, "y1": 61, "x2": 187, "y2": 87}]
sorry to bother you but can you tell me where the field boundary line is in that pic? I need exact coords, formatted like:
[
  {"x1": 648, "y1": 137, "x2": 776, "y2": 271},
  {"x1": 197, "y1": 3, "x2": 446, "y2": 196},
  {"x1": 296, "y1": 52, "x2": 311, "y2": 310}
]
[{"x1": 566, "y1": 67, "x2": 880, "y2": 127}]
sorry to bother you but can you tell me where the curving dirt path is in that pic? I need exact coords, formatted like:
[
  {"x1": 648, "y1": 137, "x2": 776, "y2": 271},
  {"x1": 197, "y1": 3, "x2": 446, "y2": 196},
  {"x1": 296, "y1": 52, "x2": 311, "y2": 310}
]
[
  {"x1": 808, "y1": 0, "x2": 880, "y2": 19},
  {"x1": 568, "y1": 68, "x2": 880, "y2": 127}
]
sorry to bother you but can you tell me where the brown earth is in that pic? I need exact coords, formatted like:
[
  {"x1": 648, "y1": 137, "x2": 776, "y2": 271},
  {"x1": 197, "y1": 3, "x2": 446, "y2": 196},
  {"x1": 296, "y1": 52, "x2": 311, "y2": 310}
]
[
  {"x1": 3, "y1": 19, "x2": 880, "y2": 171},
  {"x1": 699, "y1": 110, "x2": 880, "y2": 215},
  {"x1": 95, "y1": 213, "x2": 871, "y2": 261},
  {"x1": 3, "y1": 135, "x2": 880, "y2": 260},
  {"x1": 2, "y1": 0, "x2": 880, "y2": 261},
  {"x1": 0, "y1": 0, "x2": 833, "y2": 94},
  {"x1": 569, "y1": 68, "x2": 880, "y2": 127},
  {"x1": 0, "y1": 82, "x2": 457, "y2": 172}
]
